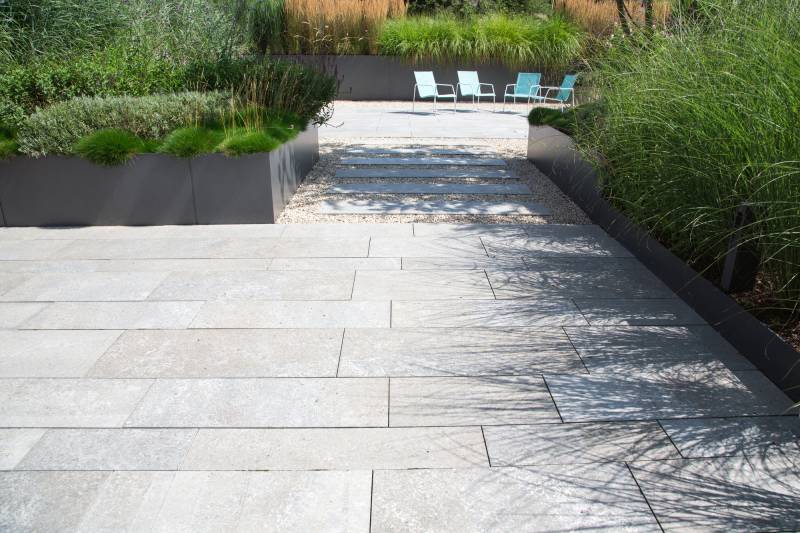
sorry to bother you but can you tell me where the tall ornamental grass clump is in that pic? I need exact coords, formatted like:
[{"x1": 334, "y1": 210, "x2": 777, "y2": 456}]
[
  {"x1": 553, "y1": 0, "x2": 671, "y2": 37},
  {"x1": 580, "y1": 0, "x2": 800, "y2": 318},
  {"x1": 378, "y1": 13, "x2": 583, "y2": 69}
]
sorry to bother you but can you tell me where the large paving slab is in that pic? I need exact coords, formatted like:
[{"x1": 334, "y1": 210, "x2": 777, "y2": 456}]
[
  {"x1": 400, "y1": 256, "x2": 528, "y2": 270},
  {"x1": 484, "y1": 234, "x2": 632, "y2": 258},
  {"x1": 279, "y1": 222, "x2": 413, "y2": 238},
  {"x1": 181, "y1": 427, "x2": 488, "y2": 470},
  {"x1": 564, "y1": 325, "x2": 756, "y2": 372},
  {"x1": 55, "y1": 238, "x2": 278, "y2": 260},
  {"x1": 335, "y1": 167, "x2": 513, "y2": 179},
  {"x1": 321, "y1": 199, "x2": 551, "y2": 215},
  {"x1": 0, "y1": 258, "x2": 269, "y2": 273},
  {"x1": 16, "y1": 429, "x2": 196, "y2": 470},
  {"x1": 89, "y1": 329, "x2": 343, "y2": 378},
  {"x1": 370, "y1": 236, "x2": 487, "y2": 258},
  {"x1": 190, "y1": 300, "x2": 390, "y2": 328},
  {"x1": 0, "y1": 223, "x2": 286, "y2": 240},
  {"x1": 412, "y1": 223, "x2": 529, "y2": 238},
  {"x1": 338, "y1": 327, "x2": 585, "y2": 377},
  {"x1": 20, "y1": 301, "x2": 204, "y2": 330},
  {"x1": 0, "y1": 239, "x2": 73, "y2": 260},
  {"x1": 269, "y1": 257, "x2": 401, "y2": 270},
  {"x1": 574, "y1": 298, "x2": 707, "y2": 325},
  {"x1": 125, "y1": 378, "x2": 388, "y2": 428},
  {"x1": 0, "y1": 302, "x2": 48, "y2": 329},
  {"x1": 346, "y1": 147, "x2": 496, "y2": 156},
  {"x1": 391, "y1": 299, "x2": 588, "y2": 327},
  {"x1": 0, "y1": 429, "x2": 46, "y2": 469},
  {"x1": 659, "y1": 416, "x2": 800, "y2": 458},
  {"x1": 339, "y1": 156, "x2": 506, "y2": 166},
  {"x1": 484, "y1": 422, "x2": 680, "y2": 466},
  {"x1": 267, "y1": 237, "x2": 370, "y2": 257},
  {"x1": 0, "y1": 330, "x2": 121, "y2": 377},
  {"x1": 147, "y1": 270, "x2": 355, "y2": 301},
  {"x1": 0, "y1": 272, "x2": 168, "y2": 302},
  {"x1": 547, "y1": 368, "x2": 795, "y2": 422},
  {"x1": 371, "y1": 464, "x2": 661, "y2": 532},
  {"x1": 629, "y1": 450, "x2": 800, "y2": 532},
  {"x1": 0, "y1": 379, "x2": 152, "y2": 427},
  {"x1": 352, "y1": 270, "x2": 494, "y2": 300},
  {"x1": 329, "y1": 182, "x2": 531, "y2": 195},
  {"x1": 0, "y1": 470, "x2": 372, "y2": 532},
  {"x1": 389, "y1": 376, "x2": 560, "y2": 426}
]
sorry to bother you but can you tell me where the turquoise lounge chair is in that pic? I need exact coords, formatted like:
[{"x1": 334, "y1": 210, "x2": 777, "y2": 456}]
[
  {"x1": 531, "y1": 74, "x2": 578, "y2": 109},
  {"x1": 503, "y1": 73, "x2": 541, "y2": 110},
  {"x1": 457, "y1": 71, "x2": 496, "y2": 111},
  {"x1": 413, "y1": 71, "x2": 456, "y2": 113}
]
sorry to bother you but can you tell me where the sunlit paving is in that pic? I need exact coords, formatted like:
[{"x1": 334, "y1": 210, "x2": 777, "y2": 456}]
[{"x1": 1, "y1": 0, "x2": 799, "y2": 531}]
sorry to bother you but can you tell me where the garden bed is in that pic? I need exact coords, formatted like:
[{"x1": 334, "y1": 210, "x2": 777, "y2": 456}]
[
  {"x1": 0, "y1": 125, "x2": 317, "y2": 227},
  {"x1": 528, "y1": 124, "x2": 800, "y2": 401}
]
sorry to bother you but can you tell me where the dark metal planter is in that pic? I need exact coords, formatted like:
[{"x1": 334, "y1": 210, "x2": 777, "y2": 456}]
[
  {"x1": 277, "y1": 55, "x2": 523, "y2": 101},
  {"x1": 527, "y1": 125, "x2": 800, "y2": 401},
  {"x1": 0, "y1": 125, "x2": 318, "y2": 227}
]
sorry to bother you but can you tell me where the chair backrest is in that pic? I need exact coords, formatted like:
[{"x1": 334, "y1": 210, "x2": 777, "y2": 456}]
[
  {"x1": 555, "y1": 74, "x2": 578, "y2": 102},
  {"x1": 514, "y1": 73, "x2": 541, "y2": 96},
  {"x1": 414, "y1": 71, "x2": 437, "y2": 98},
  {"x1": 457, "y1": 71, "x2": 480, "y2": 96}
]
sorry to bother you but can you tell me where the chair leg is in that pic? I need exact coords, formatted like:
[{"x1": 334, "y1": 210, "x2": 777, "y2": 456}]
[{"x1": 412, "y1": 91, "x2": 416, "y2": 113}]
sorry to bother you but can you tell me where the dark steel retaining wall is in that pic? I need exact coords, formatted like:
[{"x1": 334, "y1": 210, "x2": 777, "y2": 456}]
[
  {"x1": 278, "y1": 55, "x2": 528, "y2": 101},
  {"x1": 527, "y1": 125, "x2": 800, "y2": 401},
  {"x1": 0, "y1": 125, "x2": 318, "y2": 227}
]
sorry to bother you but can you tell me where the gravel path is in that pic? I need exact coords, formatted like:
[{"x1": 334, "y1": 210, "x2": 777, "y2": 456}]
[{"x1": 278, "y1": 138, "x2": 591, "y2": 225}]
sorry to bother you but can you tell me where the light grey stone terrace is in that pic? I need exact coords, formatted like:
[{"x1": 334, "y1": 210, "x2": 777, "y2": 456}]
[{"x1": 0, "y1": 219, "x2": 797, "y2": 531}]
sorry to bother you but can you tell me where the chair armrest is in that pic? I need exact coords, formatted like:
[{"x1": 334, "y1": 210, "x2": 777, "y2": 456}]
[{"x1": 436, "y1": 83, "x2": 456, "y2": 95}]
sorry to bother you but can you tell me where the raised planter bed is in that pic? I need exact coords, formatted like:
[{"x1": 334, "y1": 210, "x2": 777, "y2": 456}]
[
  {"x1": 528, "y1": 124, "x2": 800, "y2": 401},
  {"x1": 0, "y1": 125, "x2": 318, "y2": 227},
  {"x1": 277, "y1": 55, "x2": 521, "y2": 101}
]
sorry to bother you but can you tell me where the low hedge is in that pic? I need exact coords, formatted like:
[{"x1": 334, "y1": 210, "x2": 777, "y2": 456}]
[{"x1": 16, "y1": 92, "x2": 228, "y2": 157}]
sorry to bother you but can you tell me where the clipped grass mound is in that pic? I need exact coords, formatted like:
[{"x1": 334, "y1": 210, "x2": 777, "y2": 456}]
[
  {"x1": 218, "y1": 130, "x2": 281, "y2": 157},
  {"x1": 73, "y1": 129, "x2": 144, "y2": 166},
  {"x1": 159, "y1": 127, "x2": 226, "y2": 158}
]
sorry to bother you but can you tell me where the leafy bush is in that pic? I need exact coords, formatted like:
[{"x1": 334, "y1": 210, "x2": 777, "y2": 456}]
[
  {"x1": 378, "y1": 13, "x2": 583, "y2": 68},
  {"x1": 579, "y1": 0, "x2": 800, "y2": 317},
  {"x1": 528, "y1": 102, "x2": 601, "y2": 135},
  {"x1": 17, "y1": 92, "x2": 228, "y2": 157},
  {"x1": 408, "y1": 0, "x2": 552, "y2": 16},
  {"x1": 218, "y1": 130, "x2": 281, "y2": 156},
  {"x1": 73, "y1": 129, "x2": 144, "y2": 165}
]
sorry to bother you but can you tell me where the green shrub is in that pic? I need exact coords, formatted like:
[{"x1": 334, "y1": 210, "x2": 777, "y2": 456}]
[
  {"x1": 378, "y1": 13, "x2": 583, "y2": 69},
  {"x1": 528, "y1": 102, "x2": 601, "y2": 135},
  {"x1": 579, "y1": 0, "x2": 800, "y2": 316},
  {"x1": 218, "y1": 130, "x2": 281, "y2": 156},
  {"x1": 0, "y1": 136, "x2": 18, "y2": 159},
  {"x1": 408, "y1": 0, "x2": 551, "y2": 16},
  {"x1": 159, "y1": 127, "x2": 225, "y2": 158},
  {"x1": 73, "y1": 129, "x2": 144, "y2": 165},
  {"x1": 16, "y1": 92, "x2": 228, "y2": 157}
]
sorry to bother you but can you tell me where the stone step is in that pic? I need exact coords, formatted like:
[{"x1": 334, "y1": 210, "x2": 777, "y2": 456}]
[
  {"x1": 339, "y1": 157, "x2": 506, "y2": 167},
  {"x1": 320, "y1": 200, "x2": 551, "y2": 215},
  {"x1": 346, "y1": 148, "x2": 496, "y2": 156},
  {"x1": 328, "y1": 183, "x2": 531, "y2": 195},
  {"x1": 335, "y1": 168, "x2": 514, "y2": 179}
]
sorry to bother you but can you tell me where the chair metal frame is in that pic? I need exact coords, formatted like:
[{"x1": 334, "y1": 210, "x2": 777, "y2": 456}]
[{"x1": 412, "y1": 72, "x2": 457, "y2": 114}]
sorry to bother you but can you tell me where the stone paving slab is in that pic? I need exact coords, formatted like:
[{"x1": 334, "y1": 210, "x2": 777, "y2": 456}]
[
  {"x1": 629, "y1": 450, "x2": 800, "y2": 532},
  {"x1": 0, "y1": 330, "x2": 121, "y2": 377},
  {"x1": 0, "y1": 302, "x2": 48, "y2": 329},
  {"x1": 574, "y1": 298, "x2": 707, "y2": 325},
  {"x1": 0, "y1": 379, "x2": 152, "y2": 427},
  {"x1": 147, "y1": 270, "x2": 355, "y2": 301},
  {"x1": 0, "y1": 429, "x2": 46, "y2": 469},
  {"x1": 0, "y1": 470, "x2": 372, "y2": 532},
  {"x1": 412, "y1": 223, "x2": 530, "y2": 238},
  {"x1": 484, "y1": 235, "x2": 633, "y2": 258},
  {"x1": 322, "y1": 199, "x2": 551, "y2": 215},
  {"x1": 89, "y1": 329, "x2": 343, "y2": 378},
  {"x1": 56, "y1": 238, "x2": 278, "y2": 260},
  {"x1": 268, "y1": 237, "x2": 370, "y2": 257},
  {"x1": 335, "y1": 168, "x2": 513, "y2": 179},
  {"x1": 564, "y1": 326, "x2": 756, "y2": 372},
  {"x1": 19, "y1": 301, "x2": 203, "y2": 330},
  {"x1": 371, "y1": 464, "x2": 661, "y2": 532},
  {"x1": 0, "y1": 273, "x2": 31, "y2": 297},
  {"x1": 270, "y1": 257, "x2": 401, "y2": 270},
  {"x1": 389, "y1": 377, "x2": 560, "y2": 426},
  {"x1": 401, "y1": 256, "x2": 528, "y2": 270},
  {"x1": 280, "y1": 222, "x2": 413, "y2": 238},
  {"x1": 190, "y1": 300, "x2": 390, "y2": 328},
  {"x1": 546, "y1": 369, "x2": 795, "y2": 422},
  {"x1": 0, "y1": 224, "x2": 287, "y2": 241},
  {"x1": 487, "y1": 264, "x2": 673, "y2": 299},
  {"x1": 181, "y1": 427, "x2": 488, "y2": 470},
  {"x1": 352, "y1": 270, "x2": 494, "y2": 300},
  {"x1": 16, "y1": 429, "x2": 196, "y2": 470},
  {"x1": 0, "y1": 258, "x2": 269, "y2": 273},
  {"x1": 346, "y1": 147, "x2": 496, "y2": 156},
  {"x1": 125, "y1": 378, "x2": 388, "y2": 428},
  {"x1": 339, "y1": 156, "x2": 506, "y2": 166},
  {"x1": 329, "y1": 182, "x2": 532, "y2": 195},
  {"x1": 391, "y1": 299, "x2": 588, "y2": 327},
  {"x1": 484, "y1": 422, "x2": 680, "y2": 466},
  {"x1": 0, "y1": 272, "x2": 168, "y2": 302},
  {"x1": 659, "y1": 416, "x2": 800, "y2": 458},
  {"x1": 338, "y1": 328, "x2": 585, "y2": 377},
  {"x1": 370, "y1": 236, "x2": 487, "y2": 258},
  {"x1": 0, "y1": 239, "x2": 73, "y2": 260}
]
